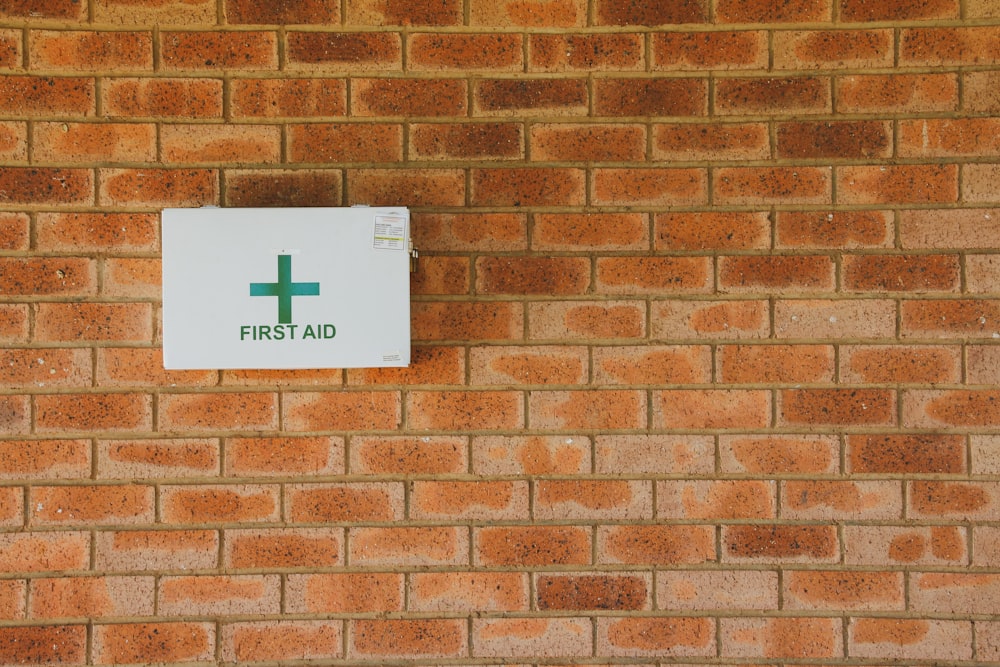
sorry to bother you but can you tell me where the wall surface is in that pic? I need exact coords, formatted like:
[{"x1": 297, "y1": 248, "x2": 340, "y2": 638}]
[{"x1": 1, "y1": 0, "x2": 1000, "y2": 664}]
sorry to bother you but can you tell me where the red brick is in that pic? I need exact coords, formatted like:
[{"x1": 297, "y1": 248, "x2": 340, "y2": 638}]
[
  {"x1": 411, "y1": 572, "x2": 527, "y2": 612},
  {"x1": 777, "y1": 120, "x2": 891, "y2": 159},
  {"x1": 718, "y1": 344, "x2": 834, "y2": 383},
  {"x1": 655, "y1": 211, "x2": 769, "y2": 250},
  {"x1": 474, "y1": 78, "x2": 588, "y2": 115},
  {"x1": 99, "y1": 168, "x2": 217, "y2": 207},
  {"x1": 412, "y1": 480, "x2": 528, "y2": 520},
  {"x1": 0, "y1": 212, "x2": 29, "y2": 251},
  {"x1": 593, "y1": 167, "x2": 707, "y2": 206},
  {"x1": 220, "y1": 621, "x2": 342, "y2": 663},
  {"x1": 1, "y1": 305, "x2": 28, "y2": 344},
  {"x1": 845, "y1": 525, "x2": 967, "y2": 565},
  {"x1": 409, "y1": 33, "x2": 522, "y2": 70},
  {"x1": 35, "y1": 393, "x2": 152, "y2": 433},
  {"x1": 30, "y1": 484, "x2": 154, "y2": 526},
  {"x1": 476, "y1": 526, "x2": 590, "y2": 566},
  {"x1": 159, "y1": 574, "x2": 279, "y2": 615},
  {"x1": 849, "y1": 618, "x2": 972, "y2": 661},
  {"x1": 531, "y1": 123, "x2": 646, "y2": 161},
  {"x1": 722, "y1": 617, "x2": 841, "y2": 659},
  {"x1": 410, "y1": 123, "x2": 522, "y2": 161},
  {"x1": 840, "y1": 164, "x2": 958, "y2": 204},
  {"x1": 407, "y1": 390, "x2": 522, "y2": 430},
  {"x1": 653, "y1": 122, "x2": 769, "y2": 161},
  {"x1": 0, "y1": 348, "x2": 91, "y2": 389},
  {"x1": 36, "y1": 212, "x2": 158, "y2": 252},
  {"x1": 654, "y1": 30, "x2": 766, "y2": 69},
  {"x1": 0, "y1": 167, "x2": 93, "y2": 206},
  {"x1": 597, "y1": 257, "x2": 710, "y2": 294},
  {"x1": 98, "y1": 438, "x2": 217, "y2": 479},
  {"x1": 472, "y1": 167, "x2": 585, "y2": 206},
  {"x1": 652, "y1": 299, "x2": 770, "y2": 339},
  {"x1": 346, "y1": 346, "x2": 465, "y2": 385},
  {"x1": 33, "y1": 122, "x2": 155, "y2": 164},
  {"x1": 902, "y1": 26, "x2": 1000, "y2": 65},
  {"x1": 0, "y1": 76, "x2": 94, "y2": 116},
  {"x1": 724, "y1": 524, "x2": 838, "y2": 562},
  {"x1": 838, "y1": 73, "x2": 957, "y2": 113},
  {"x1": 476, "y1": 256, "x2": 589, "y2": 295},
  {"x1": 226, "y1": 0, "x2": 339, "y2": 24},
  {"x1": 351, "y1": 620, "x2": 466, "y2": 659},
  {"x1": 94, "y1": 0, "x2": 216, "y2": 24},
  {"x1": 470, "y1": 0, "x2": 586, "y2": 26},
  {"x1": 159, "y1": 392, "x2": 276, "y2": 432},
  {"x1": 716, "y1": 76, "x2": 830, "y2": 114},
  {"x1": 841, "y1": 0, "x2": 958, "y2": 19},
  {"x1": 472, "y1": 435, "x2": 591, "y2": 475},
  {"x1": 0, "y1": 31, "x2": 18, "y2": 70},
  {"x1": 224, "y1": 436, "x2": 342, "y2": 476},
  {"x1": 352, "y1": 78, "x2": 465, "y2": 116},
  {"x1": 95, "y1": 530, "x2": 218, "y2": 571},
  {"x1": 225, "y1": 527, "x2": 341, "y2": 569},
  {"x1": 475, "y1": 618, "x2": 592, "y2": 658},
  {"x1": 654, "y1": 389, "x2": 771, "y2": 429},
  {"x1": 850, "y1": 434, "x2": 966, "y2": 477},
  {"x1": 413, "y1": 212, "x2": 527, "y2": 251},
  {"x1": 287, "y1": 482, "x2": 403, "y2": 522},
  {"x1": 598, "y1": 617, "x2": 713, "y2": 658},
  {"x1": 785, "y1": 570, "x2": 903, "y2": 611},
  {"x1": 536, "y1": 479, "x2": 652, "y2": 520},
  {"x1": 659, "y1": 570, "x2": 778, "y2": 611},
  {"x1": 598, "y1": 525, "x2": 714, "y2": 565},
  {"x1": 29, "y1": 576, "x2": 153, "y2": 618},
  {"x1": 0, "y1": 580, "x2": 24, "y2": 619},
  {"x1": 910, "y1": 480, "x2": 997, "y2": 519},
  {"x1": 841, "y1": 344, "x2": 961, "y2": 383},
  {"x1": 774, "y1": 29, "x2": 892, "y2": 69},
  {"x1": 530, "y1": 33, "x2": 644, "y2": 71},
  {"x1": 780, "y1": 388, "x2": 895, "y2": 426},
  {"x1": 97, "y1": 347, "x2": 214, "y2": 388},
  {"x1": 596, "y1": 0, "x2": 705, "y2": 23},
  {"x1": 0, "y1": 439, "x2": 89, "y2": 480},
  {"x1": 533, "y1": 213, "x2": 645, "y2": 251},
  {"x1": 230, "y1": 78, "x2": 346, "y2": 117},
  {"x1": 902, "y1": 299, "x2": 1000, "y2": 338},
  {"x1": 776, "y1": 210, "x2": 892, "y2": 248},
  {"x1": 0, "y1": 122, "x2": 25, "y2": 164},
  {"x1": 715, "y1": 166, "x2": 831, "y2": 205},
  {"x1": 658, "y1": 479, "x2": 776, "y2": 519},
  {"x1": 1, "y1": 0, "x2": 84, "y2": 19},
  {"x1": 351, "y1": 526, "x2": 467, "y2": 565},
  {"x1": 0, "y1": 626, "x2": 86, "y2": 665},
  {"x1": 93, "y1": 623, "x2": 214, "y2": 664},
  {"x1": 102, "y1": 77, "x2": 222, "y2": 118},
  {"x1": 288, "y1": 123, "x2": 400, "y2": 163},
  {"x1": 286, "y1": 572, "x2": 400, "y2": 612},
  {"x1": 783, "y1": 480, "x2": 902, "y2": 519},
  {"x1": 595, "y1": 77, "x2": 707, "y2": 116},
  {"x1": 0, "y1": 532, "x2": 89, "y2": 573},
  {"x1": 161, "y1": 30, "x2": 276, "y2": 70},
  {"x1": 282, "y1": 390, "x2": 400, "y2": 430},
  {"x1": 412, "y1": 302, "x2": 523, "y2": 342},
  {"x1": 901, "y1": 118, "x2": 1000, "y2": 158},
  {"x1": 719, "y1": 255, "x2": 835, "y2": 291},
  {"x1": 0, "y1": 258, "x2": 95, "y2": 296},
  {"x1": 0, "y1": 395, "x2": 29, "y2": 435},
  {"x1": 160, "y1": 484, "x2": 279, "y2": 524},
  {"x1": 350, "y1": 436, "x2": 469, "y2": 475},
  {"x1": 29, "y1": 30, "x2": 152, "y2": 70},
  {"x1": 594, "y1": 345, "x2": 711, "y2": 385},
  {"x1": 286, "y1": 32, "x2": 400, "y2": 69},
  {"x1": 347, "y1": 168, "x2": 464, "y2": 206},
  {"x1": 470, "y1": 345, "x2": 587, "y2": 385},
  {"x1": 410, "y1": 256, "x2": 471, "y2": 295},
  {"x1": 348, "y1": 0, "x2": 462, "y2": 25},
  {"x1": 774, "y1": 298, "x2": 896, "y2": 339},
  {"x1": 224, "y1": 168, "x2": 342, "y2": 207},
  {"x1": 0, "y1": 487, "x2": 23, "y2": 527}
]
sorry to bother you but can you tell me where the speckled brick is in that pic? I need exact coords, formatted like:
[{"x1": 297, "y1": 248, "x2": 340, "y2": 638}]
[
  {"x1": 723, "y1": 524, "x2": 838, "y2": 562},
  {"x1": 470, "y1": 0, "x2": 586, "y2": 26},
  {"x1": 595, "y1": 78, "x2": 707, "y2": 116},
  {"x1": 347, "y1": 168, "x2": 465, "y2": 206},
  {"x1": 0, "y1": 626, "x2": 87, "y2": 665},
  {"x1": 410, "y1": 572, "x2": 528, "y2": 611},
  {"x1": 658, "y1": 479, "x2": 776, "y2": 519},
  {"x1": 1, "y1": 0, "x2": 86, "y2": 19},
  {"x1": 592, "y1": 168, "x2": 707, "y2": 206},
  {"x1": 774, "y1": 29, "x2": 893, "y2": 69},
  {"x1": 95, "y1": 530, "x2": 218, "y2": 571},
  {"x1": 97, "y1": 439, "x2": 219, "y2": 479},
  {"x1": 220, "y1": 621, "x2": 342, "y2": 663},
  {"x1": 225, "y1": 527, "x2": 341, "y2": 569},
  {"x1": 776, "y1": 210, "x2": 892, "y2": 248},
  {"x1": 654, "y1": 389, "x2": 771, "y2": 429},
  {"x1": 716, "y1": 76, "x2": 831, "y2": 115},
  {"x1": 350, "y1": 526, "x2": 468, "y2": 566},
  {"x1": 652, "y1": 299, "x2": 770, "y2": 340},
  {"x1": 29, "y1": 576, "x2": 154, "y2": 619},
  {"x1": 471, "y1": 435, "x2": 591, "y2": 475},
  {"x1": 783, "y1": 480, "x2": 903, "y2": 520},
  {"x1": 774, "y1": 298, "x2": 896, "y2": 339},
  {"x1": 230, "y1": 78, "x2": 346, "y2": 117},
  {"x1": 900, "y1": 26, "x2": 1000, "y2": 66},
  {"x1": 654, "y1": 30, "x2": 766, "y2": 69},
  {"x1": 0, "y1": 76, "x2": 94, "y2": 117},
  {"x1": 837, "y1": 73, "x2": 957, "y2": 113},
  {"x1": 845, "y1": 525, "x2": 967, "y2": 566},
  {"x1": 474, "y1": 78, "x2": 588, "y2": 115},
  {"x1": 226, "y1": 0, "x2": 339, "y2": 24},
  {"x1": 848, "y1": 618, "x2": 972, "y2": 661},
  {"x1": 287, "y1": 32, "x2": 400, "y2": 70},
  {"x1": 286, "y1": 482, "x2": 403, "y2": 522},
  {"x1": 530, "y1": 33, "x2": 644, "y2": 71},
  {"x1": 714, "y1": 166, "x2": 831, "y2": 205},
  {"x1": 474, "y1": 617, "x2": 591, "y2": 658},
  {"x1": 353, "y1": 78, "x2": 465, "y2": 116},
  {"x1": 659, "y1": 570, "x2": 778, "y2": 611},
  {"x1": 535, "y1": 479, "x2": 653, "y2": 519},
  {"x1": 593, "y1": 345, "x2": 712, "y2": 385},
  {"x1": 654, "y1": 122, "x2": 769, "y2": 160},
  {"x1": 597, "y1": 524, "x2": 715, "y2": 565},
  {"x1": 410, "y1": 123, "x2": 522, "y2": 160},
  {"x1": 598, "y1": 617, "x2": 714, "y2": 658},
  {"x1": 92, "y1": 623, "x2": 214, "y2": 665},
  {"x1": 721, "y1": 617, "x2": 842, "y2": 659},
  {"x1": 656, "y1": 211, "x2": 770, "y2": 250},
  {"x1": 476, "y1": 526, "x2": 591, "y2": 566},
  {"x1": 719, "y1": 434, "x2": 837, "y2": 474},
  {"x1": 595, "y1": 434, "x2": 714, "y2": 473},
  {"x1": 409, "y1": 33, "x2": 522, "y2": 70},
  {"x1": 103, "y1": 78, "x2": 223, "y2": 117}
]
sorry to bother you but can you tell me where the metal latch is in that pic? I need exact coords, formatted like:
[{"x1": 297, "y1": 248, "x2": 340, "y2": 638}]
[{"x1": 409, "y1": 239, "x2": 418, "y2": 273}]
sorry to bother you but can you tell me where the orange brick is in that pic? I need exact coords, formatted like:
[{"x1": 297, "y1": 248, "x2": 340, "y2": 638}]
[
  {"x1": 596, "y1": 256, "x2": 711, "y2": 294},
  {"x1": 719, "y1": 434, "x2": 838, "y2": 474},
  {"x1": 29, "y1": 576, "x2": 154, "y2": 618},
  {"x1": 346, "y1": 167, "x2": 464, "y2": 206},
  {"x1": 721, "y1": 617, "x2": 842, "y2": 659},
  {"x1": 905, "y1": 389, "x2": 1000, "y2": 428},
  {"x1": 470, "y1": 0, "x2": 586, "y2": 26},
  {"x1": 351, "y1": 526, "x2": 467, "y2": 565},
  {"x1": 531, "y1": 123, "x2": 646, "y2": 161},
  {"x1": 716, "y1": 0, "x2": 831, "y2": 22},
  {"x1": 476, "y1": 526, "x2": 590, "y2": 566},
  {"x1": 95, "y1": 530, "x2": 218, "y2": 571},
  {"x1": 723, "y1": 524, "x2": 838, "y2": 562},
  {"x1": 655, "y1": 211, "x2": 769, "y2": 251},
  {"x1": 0, "y1": 487, "x2": 22, "y2": 527},
  {"x1": 842, "y1": 0, "x2": 957, "y2": 19},
  {"x1": 224, "y1": 168, "x2": 343, "y2": 206},
  {"x1": 535, "y1": 479, "x2": 652, "y2": 519},
  {"x1": 409, "y1": 33, "x2": 522, "y2": 70},
  {"x1": 412, "y1": 480, "x2": 528, "y2": 520},
  {"x1": 909, "y1": 480, "x2": 998, "y2": 518},
  {"x1": 226, "y1": 0, "x2": 339, "y2": 23},
  {"x1": 838, "y1": 72, "x2": 957, "y2": 113},
  {"x1": 785, "y1": 570, "x2": 903, "y2": 610},
  {"x1": 716, "y1": 76, "x2": 830, "y2": 114},
  {"x1": 0, "y1": 395, "x2": 29, "y2": 435},
  {"x1": 530, "y1": 33, "x2": 644, "y2": 71},
  {"x1": 159, "y1": 574, "x2": 279, "y2": 615},
  {"x1": 900, "y1": 117, "x2": 1000, "y2": 157},
  {"x1": 289, "y1": 123, "x2": 402, "y2": 162},
  {"x1": 36, "y1": 212, "x2": 158, "y2": 252},
  {"x1": 159, "y1": 392, "x2": 276, "y2": 432},
  {"x1": 530, "y1": 390, "x2": 645, "y2": 430},
  {"x1": 0, "y1": 257, "x2": 95, "y2": 296},
  {"x1": 407, "y1": 390, "x2": 522, "y2": 430},
  {"x1": 29, "y1": 30, "x2": 152, "y2": 70},
  {"x1": 470, "y1": 345, "x2": 586, "y2": 385},
  {"x1": 593, "y1": 167, "x2": 707, "y2": 206},
  {"x1": 35, "y1": 392, "x2": 152, "y2": 433},
  {"x1": 93, "y1": 623, "x2": 214, "y2": 665},
  {"x1": 776, "y1": 210, "x2": 892, "y2": 248},
  {"x1": 0, "y1": 348, "x2": 91, "y2": 389},
  {"x1": 32, "y1": 122, "x2": 155, "y2": 164},
  {"x1": 472, "y1": 167, "x2": 585, "y2": 206},
  {"x1": 658, "y1": 570, "x2": 778, "y2": 611},
  {"x1": 0, "y1": 76, "x2": 94, "y2": 116},
  {"x1": 779, "y1": 388, "x2": 896, "y2": 426},
  {"x1": 595, "y1": 77, "x2": 707, "y2": 116},
  {"x1": 652, "y1": 299, "x2": 770, "y2": 339},
  {"x1": 902, "y1": 26, "x2": 1000, "y2": 65},
  {"x1": 476, "y1": 256, "x2": 590, "y2": 295},
  {"x1": 0, "y1": 439, "x2": 89, "y2": 480},
  {"x1": 352, "y1": 78, "x2": 465, "y2": 116},
  {"x1": 965, "y1": 70, "x2": 1000, "y2": 112},
  {"x1": 1, "y1": 0, "x2": 85, "y2": 19},
  {"x1": 160, "y1": 30, "x2": 277, "y2": 70},
  {"x1": 351, "y1": 435, "x2": 467, "y2": 474},
  {"x1": 410, "y1": 122, "x2": 522, "y2": 161},
  {"x1": 160, "y1": 484, "x2": 279, "y2": 524},
  {"x1": 774, "y1": 29, "x2": 892, "y2": 70},
  {"x1": 0, "y1": 579, "x2": 24, "y2": 619},
  {"x1": 718, "y1": 344, "x2": 834, "y2": 383},
  {"x1": 286, "y1": 572, "x2": 401, "y2": 613},
  {"x1": 412, "y1": 302, "x2": 523, "y2": 342},
  {"x1": 783, "y1": 480, "x2": 902, "y2": 519},
  {"x1": 220, "y1": 621, "x2": 342, "y2": 663},
  {"x1": 842, "y1": 344, "x2": 961, "y2": 384},
  {"x1": 774, "y1": 298, "x2": 896, "y2": 339},
  {"x1": 654, "y1": 389, "x2": 771, "y2": 429},
  {"x1": 347, "y1": 346, "x2": 465, "y2": 384},
  {"x1": 348, "y1": 0, "x2": 462, "y2": 25},
  {"x1": 0, "y1": 532, "x2": 89, "y2": 573},
  {"x1": 968, "y1": 344, "x2": 1000, "y2": 383},
  {"x1": 597, "y1": 617, "x2": 713, "y2": 658},
  {"x1": 902, "y1": 299, "x2": 1000, "y2": 338},
  {"x1": 778, "y1": 120, "x2": 891, "y2": 159},
  {"x1": 0, "y1": 212, "x2": 29, "y2": 251},
  {"x1": 410, "y1": 572, "x2": 528, "y2": 611},
  {"x1": 97, "y1": 438, "x2": 219, "y2": 479},
  {"x1": 534, "y1": 212, "x2": 647, "y2": 250},
  {"x1": 104, "y1": 256, "x2": 159, "y2": 298},
  {"x1": 474, "y1": 78, "x2": 587, "y2": 115},
  {"x1": 350, "y1": 619, "x2": 466, "y2": 659},
  {"x1": 839, "y1": 164, "x2": 958, "y2": 204},
  {"x1": 30, "y1": 484, "x2": 154, "y2": 526},
  {"x1": 1, "y1": 305, "x2": 28, "y2": 344},
  {"x1": 658, "y1": 479, "x2": 775, "y2": 519},
  {"x1": 282, "y1": 390, "x2": 400, "y2": 430},
  {"x1": 472, "y1": 435, "x2": 590, "y2": 475},
  {"x1": 225, "y1": 527, "x2": 341, "y2": 569},
  {"x1": 94, "y1": 0, "x2": 216, "y2": 24},
  {"x1": 530, "y1": 300, "x2": 644, "y2": 340},
  {"x1": 413, "y1": 212, "x2": 526, "y2": 251},
  {"x1": 653, "y1": 122, "x2": 769, "y2": 161},
  {"x1": 0, "y1": 626, "x2": 86, "y2": 665},
  {"x1": 715, "y1": 166, "x2": 831, "y2": 205},
  {"x1": 600, "y1": 525, "x2": 715, "y2": 565},
  {"x1": 0, "y1": 30, "x2": 19, "y2": 70},
  {"x1": 102, "y1": 77, "x2": 223, "y2": 118},
  {"x1": 225, "y1": 436, "x2": 343, "y2": 476},
  {"x1": 286, "y1": 482, "x2": 404, "y2": 522},
  {"x1": 97, "y1": 347, "x2": 215, "y2": 388},
  {"x1": 595, "y1": 434, "x2": 713, "y2": 474},
  {"x1": 99, "y1": 167, "x2": 218, "y2": 207},
  {"x1": 720, "y1": 255, "x2": 834, "y2": 291},
  {"x1": 849, "y1": 434, "x2": 965, "y2": 474},
  {"x1": 654, "y1": 30, "x2": 766, "y2": 70},
  {"x1": 161, "y1": 124, "x2": 280, "y2": 164},
  {"x1": 844, "y1": 525, "x2": 967, "y2": 565},
  {"x1": 475, "y1": 618, "x2": 592, "y2": 658},
  {"x1": 230, "y1": 78, "x2": 346, "y2": 117},
  {"x1": 594, "y1": 345, "x2": 711, "y2": 385},
  {"x1": 849, "y1": 618, "x2": 972, "y2": 661}
]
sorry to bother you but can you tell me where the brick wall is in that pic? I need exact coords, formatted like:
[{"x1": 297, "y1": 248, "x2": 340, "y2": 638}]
[{"x1": 1, "y1": 0, "x2": 1000, "y2": 663}]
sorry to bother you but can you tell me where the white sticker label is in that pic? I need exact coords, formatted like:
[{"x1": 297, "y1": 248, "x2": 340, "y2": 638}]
[{"x1": 373, "y1": 215, "x2": 406, "y2": 250}]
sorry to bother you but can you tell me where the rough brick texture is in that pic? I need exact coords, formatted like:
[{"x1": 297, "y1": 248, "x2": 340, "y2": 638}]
[{"x1": 0, "y1": 2, "x2": 998, "y2": 666}]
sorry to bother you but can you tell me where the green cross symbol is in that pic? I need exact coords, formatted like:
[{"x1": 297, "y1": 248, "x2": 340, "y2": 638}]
[{"x1": 250, "y1": 254, "x2": 320, "y2": 324}]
